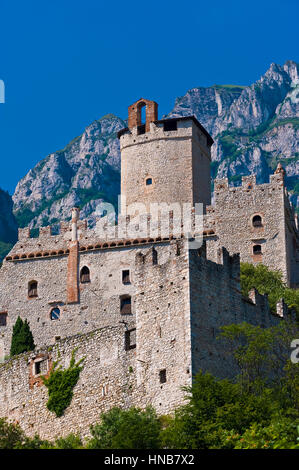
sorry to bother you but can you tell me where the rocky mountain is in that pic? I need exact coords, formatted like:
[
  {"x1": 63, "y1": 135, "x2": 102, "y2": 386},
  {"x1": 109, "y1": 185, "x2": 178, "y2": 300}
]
[
  {"x1": 0, "y1": 189, "x2": 18, "y2": 261},
  {"x1": 11, "y1": 60, "x2": 299, "y2": 238},
  {"x1": 168, "y1": 60, "x2": 299, "y2": 207},
  {"x1": 13, "y1": 115, "x2": 125, "y2": 230}
]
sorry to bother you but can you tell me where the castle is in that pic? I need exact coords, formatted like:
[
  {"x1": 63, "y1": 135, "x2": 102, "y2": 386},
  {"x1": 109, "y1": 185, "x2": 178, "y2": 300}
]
[{"x1": 0, "y1": 99, "x2": 298, "y2": 440}]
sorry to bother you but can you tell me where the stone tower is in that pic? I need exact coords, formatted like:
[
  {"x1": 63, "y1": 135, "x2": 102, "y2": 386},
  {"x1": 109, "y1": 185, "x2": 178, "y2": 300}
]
[
  {"x1": 118, "y1": 98, "x2": 213, "y2": 215},
  {"x1": 211, "y1": 164, "x2": 299, "y2": 288}
]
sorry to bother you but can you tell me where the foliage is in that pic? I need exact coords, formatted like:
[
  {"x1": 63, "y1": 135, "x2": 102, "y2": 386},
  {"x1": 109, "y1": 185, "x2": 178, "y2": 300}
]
[
  {"x1": 14, "y1": 189, "x2": 69, "y2": 228},
  {"x1": 87, "y1": 407, "x2": 161, "y2": 449},
  {"x1": 52, "y1": 433, "x2": 84, "y2": 449},
  {"x1": 240, "y1": 262, "x2": 299, "y2": 316},
  {"x1": 14, "y1": 207, "x2": 35, "y2": 228},
  {"x1": 0, "y1": 241, "x2": 13, "y2": 266},
  {"x1": 0, "y1": 418, "x2": 26, "y2": 449},
  {"x1": 160, "y1": 372, "x2": 281, "y2": 449},
  {"x1": 222, "y1": 419, "x2": 299, "y2": 449},
  {"x1": 217, "y1": 132, "x2": 242, "y2": 162},
  {"x1": 10, "y1": 316, "x2": 35, "y2": 357},
  {"x1": 0, "y1": 418, "x2": 51, "y2": 449},
  {"x1": 248, "y1": 117, "x2": 299, "y2": 142},
  {"x1": 42, "y1": 349, "x2": 84, "y2": 417},
  {"x1": 220, "y1": 321, "x2": 299, "y2": 394},
  {"x1": 161, "y1": 318, "x2": 299, "y2": 449}
]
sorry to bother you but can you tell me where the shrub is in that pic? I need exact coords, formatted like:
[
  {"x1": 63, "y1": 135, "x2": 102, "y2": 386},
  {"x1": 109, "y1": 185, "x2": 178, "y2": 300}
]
[
  {"x1": 87, "y1": 407, "x2": 161, "y2": 449},
  {"x1": 10, "y1": 316, "x2": 35, "y2": 357},
  {"x1": 240, "y1": 262, "x2": 299, "y2": 316},
  {"x1": 42, "y1": 349, "x2": 84, "y2": 417}
]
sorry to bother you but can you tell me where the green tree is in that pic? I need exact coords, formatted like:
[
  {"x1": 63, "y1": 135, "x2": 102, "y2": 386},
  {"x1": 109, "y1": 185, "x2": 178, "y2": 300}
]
[
  {"x1": 240, "y1": 262, "x2": 299, "y2": 316},
  {"x1": 160, "y1": 372, "x2": 279, "y2": 449},
  {"x1": 53, "y1": 433, "x2": 84, "y2": 449},
  {"x1": 220, "y1": 321, "x2": 299, "y2": 395},
  {"x1": 87, "y1": 407, "x2": 161, "y2": 449},
  {"x1": 0, "y1": 418, "x2": 26, "y2": 449},
  {"x1": 10, "y1": 316, "x2": 35, "y2": 357},
  {"x1": 222, "y1": 419, "x2": 299, "y2": 449}
]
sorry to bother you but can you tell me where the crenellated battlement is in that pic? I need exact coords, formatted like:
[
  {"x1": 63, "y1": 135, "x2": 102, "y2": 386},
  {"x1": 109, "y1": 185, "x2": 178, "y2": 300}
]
[{"x1": 214, "y1": 171, "x2": 284, "y2": 196}]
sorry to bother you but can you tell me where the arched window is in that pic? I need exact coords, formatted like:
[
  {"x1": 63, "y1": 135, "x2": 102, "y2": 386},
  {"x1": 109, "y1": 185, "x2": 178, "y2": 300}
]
[
  {"x1": 80, "y1": 266, "x2": 90, "y2": 283},
  {"x1": 253, "y1": 244, "x2": 262, "y2": 255},
  {"x1": 252, "y1": 215, "x2": 263, "y2": 227},
  {"x1": 50, "y1": 307, "x2": 60, "y2": 321},
  {"x1": 137, "y1": 101, "x2": 146, "y2": 135},
  {"x1": 28, "y1": 281, "x2": 38, "y2": 298}
]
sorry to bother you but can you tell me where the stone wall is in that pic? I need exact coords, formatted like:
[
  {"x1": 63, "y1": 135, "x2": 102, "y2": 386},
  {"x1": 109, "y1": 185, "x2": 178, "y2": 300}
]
[
  {"x1": 0, "y1": 237, "x2": 287, "y2": 441},
  {"x1": 189, "y1": 244, "x2": 280, "y2": 380},
  {"x1": 0, "y1": 323, "x2": 137, "y2": 440},
  {"x1": 134, "y1": 239, "x2": 192, "y2": 415},
  {"x1": 0, "y1": 237, "x2": 175, "y2": 360}
]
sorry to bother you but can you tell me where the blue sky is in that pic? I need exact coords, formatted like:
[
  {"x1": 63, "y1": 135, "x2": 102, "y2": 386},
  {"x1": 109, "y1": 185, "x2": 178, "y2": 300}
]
[{"x1": 0, "y1": 0, "x2": 298, "y2": 194}]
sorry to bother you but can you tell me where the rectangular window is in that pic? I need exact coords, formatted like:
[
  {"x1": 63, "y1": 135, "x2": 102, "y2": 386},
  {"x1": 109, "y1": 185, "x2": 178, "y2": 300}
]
[
  {"x1": 163, "y1": 120, "x2": 177, "y2": 132},
  {"x1": 137, "y1": 124, "x2": 146, "y2": 135},
  {"x1": 34, "y1": 359, "x2": 48, "y2": 376},
  {"x1": 0, "y1": 312, "x2": 7, "y2": 327},
  {"x1": 125, "y1": 328, "x2": 136, "y2": 351},
  {"x1": 35, "y1": 361, "x2": 41, "y2": 375},
  {"x1": 120, "y1": 295, "x2": 132, "y2": 315},
  {"x1": 159, "y1": 369, "x2": 167, "y2": 384},
  {"x1": 122, "y1": 270, "x2": 130, "y2": 285}
]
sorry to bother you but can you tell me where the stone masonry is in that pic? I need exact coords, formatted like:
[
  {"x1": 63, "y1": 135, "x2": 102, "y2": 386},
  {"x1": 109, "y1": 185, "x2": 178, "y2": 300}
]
[{"x1": 0, "y1": 98, "x2": 297, "y2": 440}]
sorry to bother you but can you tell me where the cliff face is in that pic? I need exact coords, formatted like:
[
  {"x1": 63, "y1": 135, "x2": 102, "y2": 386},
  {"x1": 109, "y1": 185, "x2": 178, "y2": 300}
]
[
  {"x1": 168, "y1": 60, "x2": 299, "y2": 207},
  {"x1": 13, "y1": 115, "x2": 125, "y2": 229},
  {"x1": 12, "y1": 60, "x2": 299, "y2": 235},
  {"x1": 0, "y1": 189, "x2": 18, "y2": 260}
]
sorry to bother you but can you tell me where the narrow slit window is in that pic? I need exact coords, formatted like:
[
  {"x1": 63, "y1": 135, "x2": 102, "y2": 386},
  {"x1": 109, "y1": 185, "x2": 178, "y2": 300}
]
[
  {"x1": 152, "y1": 248, "x2": 158, "y2": 265},
  {"x1": 35, "y1": 361, "x2": 41, "y2": 375},
  {"x1": 28, "y1": 281, "x2": 38, "y2": 298},
  {"x1": 125, "y1": 328, "x2": 136, "y2": 351},
  {"x1": 159, "y1": 369, "x2": 167, "y2": 384},
  {"x1": 0, "y1": 312, "x2": 7, "y2": 326},
  {"x1": 146, "y1": 177, "x2": 152, "y2": 186}
]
